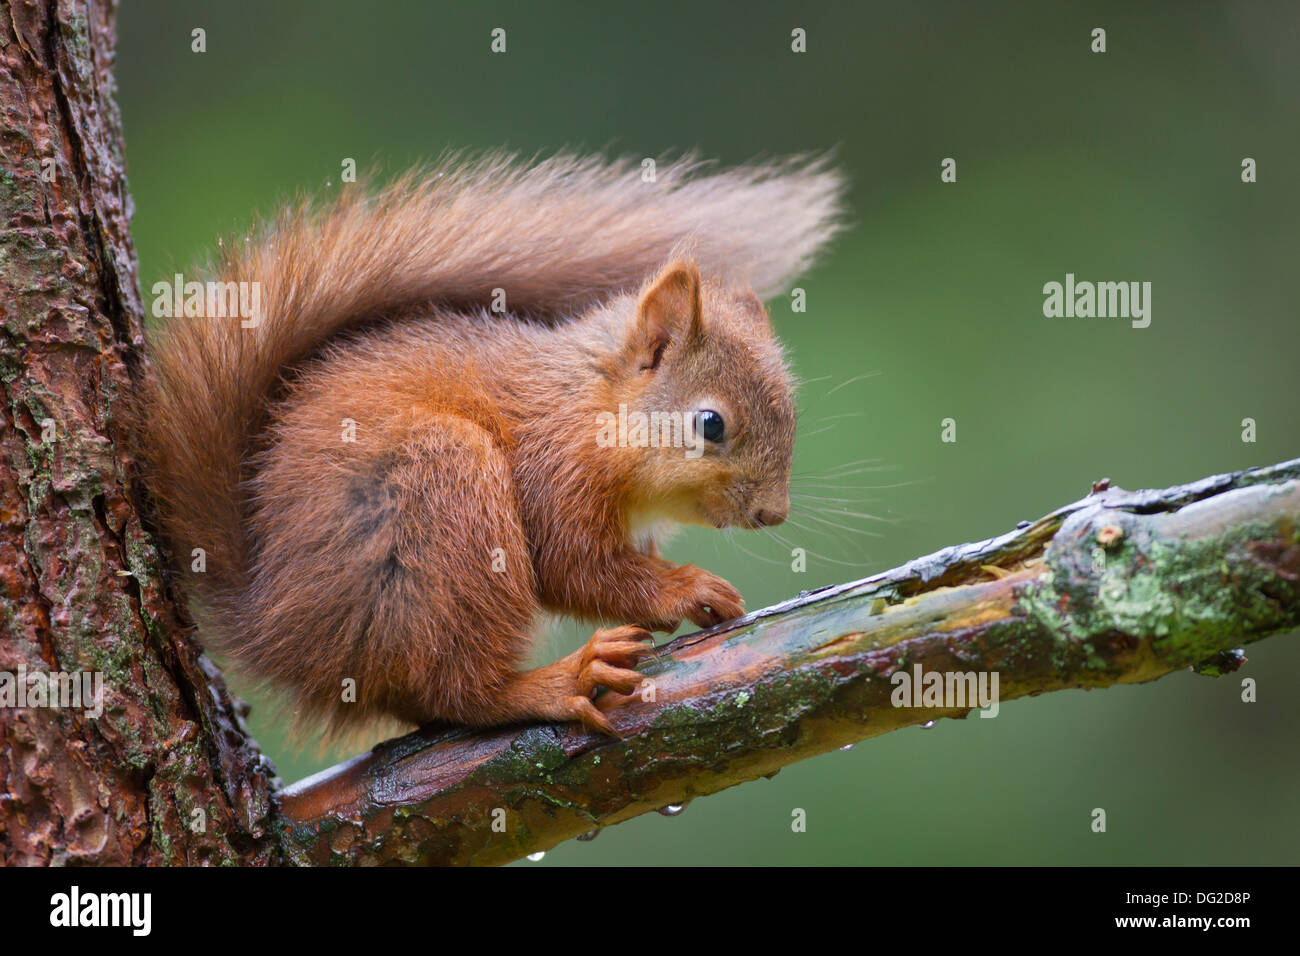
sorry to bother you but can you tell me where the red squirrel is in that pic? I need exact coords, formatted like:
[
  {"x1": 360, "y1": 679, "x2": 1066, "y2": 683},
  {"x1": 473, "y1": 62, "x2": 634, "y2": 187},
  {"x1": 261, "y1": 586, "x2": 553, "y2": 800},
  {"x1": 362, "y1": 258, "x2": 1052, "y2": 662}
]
[{"x1": 136, "y1": 152, "x2": 844, "y2": 739}]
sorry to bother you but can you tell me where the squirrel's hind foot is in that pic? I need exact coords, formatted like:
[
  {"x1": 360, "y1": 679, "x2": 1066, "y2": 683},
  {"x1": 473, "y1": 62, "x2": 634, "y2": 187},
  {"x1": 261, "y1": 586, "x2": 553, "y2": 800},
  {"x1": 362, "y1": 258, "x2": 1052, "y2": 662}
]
[{"x1": 507, "y1": 625, "x2": 655, "y2": 738}]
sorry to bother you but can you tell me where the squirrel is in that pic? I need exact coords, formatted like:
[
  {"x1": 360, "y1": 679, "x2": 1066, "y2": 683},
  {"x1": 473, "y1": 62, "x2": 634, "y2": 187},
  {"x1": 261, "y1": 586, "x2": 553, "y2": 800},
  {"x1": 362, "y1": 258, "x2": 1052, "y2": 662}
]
[{"x1": 135, "y1": 152, "x2": 845, "y2": 739}]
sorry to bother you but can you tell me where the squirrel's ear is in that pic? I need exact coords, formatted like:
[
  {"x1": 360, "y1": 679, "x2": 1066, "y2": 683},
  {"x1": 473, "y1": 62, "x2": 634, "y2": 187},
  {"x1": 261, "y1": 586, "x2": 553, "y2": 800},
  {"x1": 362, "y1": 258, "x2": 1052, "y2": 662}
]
[{"x1": 629, "y1": 261, "x2": 703, "y2": 372}]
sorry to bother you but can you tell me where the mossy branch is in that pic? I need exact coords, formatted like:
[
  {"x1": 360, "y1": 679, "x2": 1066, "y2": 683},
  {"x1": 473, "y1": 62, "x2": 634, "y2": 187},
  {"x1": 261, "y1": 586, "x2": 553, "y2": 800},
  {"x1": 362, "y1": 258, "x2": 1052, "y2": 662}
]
[{"x1": 274, "y1": 458, "x2": 1300, "y2": 865}]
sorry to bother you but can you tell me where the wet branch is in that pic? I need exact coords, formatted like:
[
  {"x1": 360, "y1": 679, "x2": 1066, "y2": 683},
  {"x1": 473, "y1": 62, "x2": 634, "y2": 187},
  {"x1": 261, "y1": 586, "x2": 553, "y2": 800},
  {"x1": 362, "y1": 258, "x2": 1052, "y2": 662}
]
[{"x1": 275, "y1": 458, "x2": 1300, "y2": 865}]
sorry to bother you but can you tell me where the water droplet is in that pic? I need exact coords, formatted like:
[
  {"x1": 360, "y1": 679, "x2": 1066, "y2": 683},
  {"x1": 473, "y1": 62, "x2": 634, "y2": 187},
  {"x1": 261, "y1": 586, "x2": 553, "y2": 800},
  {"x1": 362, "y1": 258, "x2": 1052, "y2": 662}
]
[
  {"x1": 839, "y1": 743, "x2": 855, "y2": 751},
  {"x1": 919, "y1": 720, "x2": 936, "y2": 729},
  {"x1": 526, "y1": 851, "x2": 545, "y2": 861},
  {"x1": 658, "y1": 804, "x2": 686, "y2": 817},
  {"x1": 576, "y1": 829, "x2": 601, "y2": 842}
]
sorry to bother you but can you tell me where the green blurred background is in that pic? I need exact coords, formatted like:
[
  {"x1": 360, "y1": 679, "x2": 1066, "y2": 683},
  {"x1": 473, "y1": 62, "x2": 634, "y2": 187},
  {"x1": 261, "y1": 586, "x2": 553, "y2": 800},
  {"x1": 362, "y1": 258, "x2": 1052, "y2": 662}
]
[{"x1": 117, "y1": 1, "x2": 1299, "y2": 864}]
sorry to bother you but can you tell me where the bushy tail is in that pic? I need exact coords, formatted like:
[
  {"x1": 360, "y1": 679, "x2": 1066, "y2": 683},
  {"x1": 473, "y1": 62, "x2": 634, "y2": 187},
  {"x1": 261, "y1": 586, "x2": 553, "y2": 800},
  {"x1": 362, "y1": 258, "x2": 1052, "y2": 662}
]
[{"x1": 135, "y1": 150, "x2": 846, "y2": 612}]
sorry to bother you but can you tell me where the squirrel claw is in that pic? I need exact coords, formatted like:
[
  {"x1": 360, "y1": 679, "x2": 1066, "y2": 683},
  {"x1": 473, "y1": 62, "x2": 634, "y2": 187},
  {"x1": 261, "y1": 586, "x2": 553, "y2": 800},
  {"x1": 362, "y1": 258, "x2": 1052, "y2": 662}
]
[
  {"x1": 579, "y1": 626, "x2": 654, "y2": 686},
  {"x1": 565, "y1": 626, "x2": 654, "y2": 736},
  {"x1": 661, "y1": 564, "x2": 745, "y2": 630},
  {"x1": 566, "y1": 697, "x2": 620, "y2": 737}
]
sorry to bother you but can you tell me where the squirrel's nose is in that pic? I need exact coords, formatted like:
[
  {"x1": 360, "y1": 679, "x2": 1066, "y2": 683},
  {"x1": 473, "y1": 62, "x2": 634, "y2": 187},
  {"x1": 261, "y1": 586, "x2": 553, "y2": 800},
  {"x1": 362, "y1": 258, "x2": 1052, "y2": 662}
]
[{"x1": 753, "y1": 507, "x2": 787, "y2": 528}]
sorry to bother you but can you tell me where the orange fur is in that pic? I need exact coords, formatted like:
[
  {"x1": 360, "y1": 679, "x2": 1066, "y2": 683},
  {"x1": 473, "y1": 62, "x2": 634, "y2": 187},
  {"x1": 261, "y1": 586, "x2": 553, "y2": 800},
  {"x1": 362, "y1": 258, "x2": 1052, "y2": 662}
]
[{"x1": 132, "y1": 151, "x2": 845, "y2": 739}]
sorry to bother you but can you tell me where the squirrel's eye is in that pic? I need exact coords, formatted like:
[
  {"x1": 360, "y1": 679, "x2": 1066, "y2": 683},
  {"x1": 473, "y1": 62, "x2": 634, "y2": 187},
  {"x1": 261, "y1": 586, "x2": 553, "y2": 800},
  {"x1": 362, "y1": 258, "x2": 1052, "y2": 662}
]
[{"x1": 697, "y1": 409, "x2": 726, "y2": 443}]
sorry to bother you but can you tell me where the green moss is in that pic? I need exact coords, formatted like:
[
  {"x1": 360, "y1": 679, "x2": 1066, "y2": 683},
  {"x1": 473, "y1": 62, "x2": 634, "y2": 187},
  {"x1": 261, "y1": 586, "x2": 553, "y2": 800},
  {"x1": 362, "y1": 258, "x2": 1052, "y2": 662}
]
[
  {"x1": 473, "y1": 727, "x2": 574, "y2": 787},
  {"x1": 1020, "y1": 506, "x2": 1297, "y2": 677}
]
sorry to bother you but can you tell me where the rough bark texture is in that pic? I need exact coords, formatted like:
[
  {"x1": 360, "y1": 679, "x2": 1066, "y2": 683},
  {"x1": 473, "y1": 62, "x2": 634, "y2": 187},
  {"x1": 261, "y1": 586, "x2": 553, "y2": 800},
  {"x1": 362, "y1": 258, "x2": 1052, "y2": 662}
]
[
  {"x1": 278, "y1": 458, "x2": 1300, "y2": 866},
  {"x1": 0, "y1": 0, "x2": 278, "y2": 865}
]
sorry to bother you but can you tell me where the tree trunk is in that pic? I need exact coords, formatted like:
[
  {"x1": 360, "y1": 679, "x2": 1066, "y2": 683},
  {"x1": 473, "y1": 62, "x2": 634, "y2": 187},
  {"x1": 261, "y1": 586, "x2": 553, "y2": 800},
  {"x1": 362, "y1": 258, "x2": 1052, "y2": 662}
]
[{"x1": 0, "y1": 0, "x2": 277, "y2": 865}]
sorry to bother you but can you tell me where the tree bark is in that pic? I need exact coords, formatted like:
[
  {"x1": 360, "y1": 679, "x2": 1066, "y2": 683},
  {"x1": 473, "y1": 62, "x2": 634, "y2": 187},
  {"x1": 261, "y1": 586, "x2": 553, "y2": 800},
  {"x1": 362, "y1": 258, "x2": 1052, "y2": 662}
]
[{"x1": 0, "y1": 0, "x2": 277, "y2": 865}]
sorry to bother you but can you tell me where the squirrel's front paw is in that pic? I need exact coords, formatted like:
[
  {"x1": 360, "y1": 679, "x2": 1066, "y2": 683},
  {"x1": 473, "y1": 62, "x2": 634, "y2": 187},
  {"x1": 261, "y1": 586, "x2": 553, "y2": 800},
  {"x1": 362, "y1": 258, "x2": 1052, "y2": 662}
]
[{"x1": 660, "y1": 564, "x2": 745, "y2": 629}]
